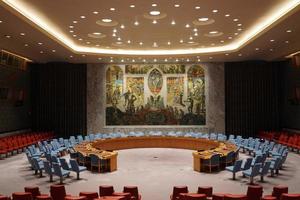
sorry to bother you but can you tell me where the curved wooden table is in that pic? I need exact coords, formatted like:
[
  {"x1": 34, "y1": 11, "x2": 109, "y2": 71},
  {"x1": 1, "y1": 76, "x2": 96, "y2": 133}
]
[{"x1": 74, "y1": 136, "x2": 238, "y2": 173}]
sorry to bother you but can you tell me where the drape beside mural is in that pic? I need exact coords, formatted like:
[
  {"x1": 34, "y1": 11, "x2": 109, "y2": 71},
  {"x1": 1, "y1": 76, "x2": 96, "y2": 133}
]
[{"x1": 105, "y1": 64, "x2": 206, "y2": 126}]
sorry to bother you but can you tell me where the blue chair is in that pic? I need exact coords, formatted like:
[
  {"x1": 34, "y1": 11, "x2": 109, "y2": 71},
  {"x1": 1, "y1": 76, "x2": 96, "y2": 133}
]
[
  {"x1": 51, "y1": 155, "x2": 61, "y2": 165},
  {"x1": 59, "y1": 158, "x2": 71, "y2": 170},
  {"x1": 251, "y1": 155, "x2": 263, "y2": 166},
  {"x1": 77, "y1": 135, "x2": 84, "y2": 143},
  {"x1": 53, "y1": 163, "x2": 70, "y2": 184},
  {"x1": 89, "y1": 134, "x2": 95, "y2": 141},
  {"x1": 242, "y1": 163, "x2": 262, "y2": 184},
  {"x1": 223, "y1": 151, "x2": 235, "y2": 167},
  {"x1": 32, "y1": 157, "x2": 44, "y2": 177},
  {"x1": 77, "y1": 152, "x2": 86, "y2": 166},
  {"x1": 225, "y1": 160, "x2": 243, "y2": 180},
  {"x1": 241, "y1": 158, "x2": 253, "y2": 170},
  {"x1": 202, "y1": 154, "x2": 220, "y2": 173},
  {"x1": 43, "y1": 160, "x2": 54, "y2": 182},
  {"x1": 70, "y1": 159, "x2": 87, "y2": 179},
  {"x1": 259, "y1": 161, "x2": 271, "y2": 182},
  {"x1": 90, "y1": 154, "x2": 102, "y2": 173}
]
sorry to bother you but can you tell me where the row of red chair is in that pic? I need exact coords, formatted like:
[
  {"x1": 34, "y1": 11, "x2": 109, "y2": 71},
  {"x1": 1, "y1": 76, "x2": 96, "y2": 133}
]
[
  {"x1": 0, "y1": 131, "x2": 54, "y2": 158},
  {"x1": 170, "y1": 185, "x2": 300, "y2": 200},
  {"x1": 0, "y1": 184, "x2": 141, "y2": 200}
]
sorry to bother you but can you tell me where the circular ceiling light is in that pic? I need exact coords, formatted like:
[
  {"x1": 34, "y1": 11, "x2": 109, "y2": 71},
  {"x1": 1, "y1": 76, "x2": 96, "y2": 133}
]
[
  {"x1": 93, "y1": 11, "x2": 99, "y2": 14},
  {"x1": 150, "y1": 11, "x2": 160, "y2": 16},
  {"x1": 152, "y1": 3, "x2": 157, "y2": 7},
  {"x1": 195, "y1": 6, "x2": 200, "y2": 9},
  {"x1": 130, "y1": 5, "x2": 135, "y2": 8},
  {"x1": 97, "y1": 19, "x2": 118, "y2": 27},
  {"x1": 87, "y1": 32, "x2": 106, "y2": 39},
  {"x1": 174, "y1": 4, "x2": 180, "y2": 7},
  {"x1": 193, "y1": 18, "x2": 215, "y2": 26},
  {"x1": 205, "y1": 31, "x2": 223, "y2": 37}
]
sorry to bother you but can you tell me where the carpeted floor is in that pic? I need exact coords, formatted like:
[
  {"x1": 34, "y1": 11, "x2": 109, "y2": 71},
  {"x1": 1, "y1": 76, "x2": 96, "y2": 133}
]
[{"x1": 0, "y1": 148, "x2": 299, "y2": 199}]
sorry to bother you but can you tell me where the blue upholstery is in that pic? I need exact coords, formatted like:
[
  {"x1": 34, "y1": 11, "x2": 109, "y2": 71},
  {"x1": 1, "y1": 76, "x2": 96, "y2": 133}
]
[
  {"x1": 53, "y1": 163, "x2": 70, "y2": 183},
  {"x1": 242, "y1": 163, "x2": 262, "y2": 184},
  {"x1": 70, "y1": 159, "x2": 87, "y2": 179},
  {"x1": 77, "y1": 135, "x2": 84, "y2": 143},
  {"x1": 241, "y1": 157, "x2": 253, "y2": 170},
  {"x1": 59, "y1": 158, "x2": 71, "y2": 170},
  {"x1": 32, "y1": 157, "x2": 44, "y2": 177},
  {"x1": 89, "y1": 134, "x2": 95, "y2": 141},
  {"x1": 226, "y1": 159, "x2": 243, "y2": 180},
  {"x1": 202, "y1": 154, "x2": 220, "y2": 173},
  {"x1": 43, "y1": 160, "x2": 54, "y2": 182},
  {"x1": 259, "y1": 161, "x2": 271, "y2": 181}
]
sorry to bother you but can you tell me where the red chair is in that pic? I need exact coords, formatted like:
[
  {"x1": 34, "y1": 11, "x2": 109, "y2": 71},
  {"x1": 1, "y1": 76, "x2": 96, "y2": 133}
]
[
  {"x1": 262, "y1": 196, "x2": 277, "y2": 200},
  {"x1": 197, "y1": 186, "x2": 213, "y2": 197},
  {"x1": 0, "y1": 195, "x2": 9, "y2": 200},
  {"x1": 50, "y1": 185, "x2": 68, "y2": 200},
  {"x1": 24, "y1": 187, "x2": 41, "y2": 199},
  {"x1": 280, "y1": 194, "x2": 300, "y2": 200},
  {"x1": 12, "y1": 192, "x2": 32, "y2": 200},
  {"x1": 79, "y1": 192, "x2": 98, "y2": 200},
  {"x1": 170, "y1": 186, "x2": 188, "y2": 200},
  {"x1": 113, "y1": 193, "x2": 131, "y2": 200},
  {"x1": 212, "y1": 193, "x2": 226, "y2": 200},
  {"x1": 123, "y1": 186, "x2": 141, "y2": 200},
  {"x1": 247, "y1": 185, "x2": 263, "y2": 200},
  {"x1": 99, "y1": 186, "x2": 114, "y2": 197},
  {"x1": 36, "y1": 196, "x2": 52, "y2": 200},
  {"x1": 65, "y1": 196, "x2": 86, "y2": 200},
  {"x1": 272, "y1": 186, "x2": 289, "y2": 200},
  {"x1": 95, "y1": 197, "x2": 125, "y2": 200},
  {"x1": 224, "y1": 194, "x2": 247, "y2": 200},
  {"x1": 184, "y1": 194, "x2": 206, "y2": 200}
]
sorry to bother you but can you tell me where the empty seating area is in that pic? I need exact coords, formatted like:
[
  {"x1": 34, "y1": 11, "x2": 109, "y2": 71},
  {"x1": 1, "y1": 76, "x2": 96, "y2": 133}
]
[{"x1": 0, "y1": 132, "x2": 54, "y2": 159}]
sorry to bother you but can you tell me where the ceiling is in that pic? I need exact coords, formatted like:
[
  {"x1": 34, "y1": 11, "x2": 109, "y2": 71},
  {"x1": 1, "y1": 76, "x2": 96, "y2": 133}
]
[{"x1": 0, "y1": 0, "x2": 300, "y2": 63}]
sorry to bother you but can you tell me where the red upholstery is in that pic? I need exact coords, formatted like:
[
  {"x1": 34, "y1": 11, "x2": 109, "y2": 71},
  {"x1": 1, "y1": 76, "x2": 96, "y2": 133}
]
[
  {"x1": 272, "y1": 186, "x2": 289, "y2": 200},
  {"x1": 212, "y1": 193, "x2": 226, "y2": 200},
  {"x1": 36, "y1": 196, "x2": 52, "y2": 200},
  {"x1": 184, "y1": 193, "x2": 206, "y2": 200},
  {"x1": 262, "y1": 196, "x2": 277, "y2": 200},
  {"x1": 24, "y1": 187, "x2": 41, "y2": 199},
  {"x1": 123, "y1": 186, "x2": 141, "y2": 200},
  {"x1": 280, "y1": 194, "x2": 300, "y2": 200},
  {"x1": 113, "y1": 193, "x2": 131, "y2": 200},
  {"x1": 50, "y1": 185, "x2": 67, "y2": 200},
  {"x1": 95, "y1": 197, "x2": 125, "y2": 200},
  {"x1": 99, "y1": 186, "x2": 114, "y2": 197},
  {"x1": 224, "y1": 194, "x2": 247, "y2": 200},
  {"x1": 197, "y1": 186, "x2": 213, "y2": 197},
  {"x1": 64, "y1": 196, "x2": 86, "y2": 200},
  {"x1": 0, "y1": 195, "x2": 9, "y2": 200},
  {"x1": 79, "y1": 192, "x2": 98, "y2": 200},
  {"x1": 12, "y1": 192, "x2": 32, "y2": 200},
  {"x1": 171, "y1": 186, "x2": 188, "y2": 200},
  {"x1": 246, "y1": 185, "x2": 263, "y2": 200}
]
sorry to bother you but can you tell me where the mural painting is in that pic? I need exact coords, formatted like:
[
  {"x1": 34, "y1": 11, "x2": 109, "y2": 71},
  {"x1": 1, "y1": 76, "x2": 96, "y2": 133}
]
[{"x1": 105, "y1": 64, "x2": 206, "y2": 126}]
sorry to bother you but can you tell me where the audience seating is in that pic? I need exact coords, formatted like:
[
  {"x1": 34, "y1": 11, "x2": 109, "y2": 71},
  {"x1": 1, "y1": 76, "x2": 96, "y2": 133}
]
[
  {"x1": 99, "y1": 186, "x2": 115, "y2": 197},
  {"x1": 0, "y1": 195, "x2": 9, "y2": 200},
  {"x1": 24, "y1": 187, "x2": 41, "y2": 200},
  {"x1": 246, "y1": 185, "x2": 263, "y2": 200},
  {"x1": 170, "y1": 186, "x2": 188, "y2": 200},
  {"x1": 50, "y1": 185, "x2": 68, "y2": 200},
  {"x1": 183, "y1": 193, "x2": 206, "y2": 200},
  {"x1": 79, "y1": 192, "x2": 98, "y2": 200},
  {"x1": 280, "y1": 194, "x2": 300, "y2": 200},
  {"x1": 65, "y1": 196, "x2": 86, "y2": 200},
  {"x1": 224, "y1": 194, "x2": 247, "y2": 200},
  {"x1": 12, "y1": 192, "x2": 32, "y2": 200},
  {"x1": 225, "y1": 160, "x2": 243, "y2": 180},
  {"x1": 197, "y1": 186, "x2": 213, "y2": 198},
  {"x1": 212, "y1": 193, "x2": 226, "y2": 200},
  {"x1": 123, "y1": 186, "x2": 141, "y2": 200},
  {"x1": 69, "y1": 159, "x2": 87, "y2": 179}
]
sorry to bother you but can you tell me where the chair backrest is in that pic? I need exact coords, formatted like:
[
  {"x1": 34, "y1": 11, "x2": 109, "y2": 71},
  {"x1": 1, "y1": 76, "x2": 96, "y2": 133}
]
[
  {"x1": 59, "y1": 158, "x2": 70, "y2": 170},
  {"x1": 261, "y1": 161, "x2": 271, "y2": 175},
  {"x1": 254, "y1": 155, "x2": 263, "y2": 164},
  {"x1": 77, "y1": 135, "x2": 84, "y2": 143},
  {"x1": 70, "y1": 159, "x2": 80, "y2": 172},
  {"x1": 90, "y1": 154, "x2": 100, "y2": 165},
  {"x1": 273, "y1": 157, "x2": 282, "y2": 170},
  {"x1": 50, "y1": 185, "x2": 66, "y2": 200},
  {"x1": 123, "y1": 186, "x2": 139, "y2": 200},
  {"x1": 251, "y1": 163, "x2": 262, "y2": 176},
  {"x1": 99, "y1": 185, "x2": 114, "y2": 197},
  {"x1": 210, "y1": 154, "x2": 220, "y2": 165},
  {"x1": 51, "y1": 155, "x2": 59, "y2": 164},
  {"x1": 43, "y1": 161, "x2": 53, "y2": 175},
  {"x1": 226, "y1": 151, "x2": 235, "y2": 162},
  {"x1": 280, "y1": 193, "x2": 300, "y2": 200},
  {"x1": 32, "y1": 158, "x2": 42, "y2": 170},
  {"x1": 172, "y1": 186, "x2": 188, "y2": 199},
  {"x1": 233, "y1": 160, "x2": 243, "y2": 172},
  {"x1": 53, "y1": 163, "x2": 63, "y2": 176}
]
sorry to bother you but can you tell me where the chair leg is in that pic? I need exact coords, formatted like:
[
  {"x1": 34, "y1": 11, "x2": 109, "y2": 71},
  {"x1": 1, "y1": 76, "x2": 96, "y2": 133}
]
[
  {"x1": 260, "y1": 175, "x2": 264, "y2": 182},
  {"x1": 77, "y1": 172, "x2": 80, "y2": 180},
  {"x1": 233, "y1": 172, "x2": 236, "y2": 180},
  {"x1": 39, "y1": 170, "x2": 43, "y2": 177},
  {"x1": 50, "y1": 175, "x2": 53, "y2": 182},
  {"x1": 60, "y1": 177, "x2": 63, "y2": 184},
  {"x1": 250, "y1": 177, "x2": 254, "y2": 185}
]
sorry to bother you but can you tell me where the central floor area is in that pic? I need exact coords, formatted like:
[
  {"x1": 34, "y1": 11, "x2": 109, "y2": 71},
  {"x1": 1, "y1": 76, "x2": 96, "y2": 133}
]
[{"x1": 0, "y1": 148, "x2": 299, "y2": 200}]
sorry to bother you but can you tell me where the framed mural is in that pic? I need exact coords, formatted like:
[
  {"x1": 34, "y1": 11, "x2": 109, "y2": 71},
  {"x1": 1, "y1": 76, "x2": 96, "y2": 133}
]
[{"x1": 105, "y1": 64, "x2": 206, "y2": 126}]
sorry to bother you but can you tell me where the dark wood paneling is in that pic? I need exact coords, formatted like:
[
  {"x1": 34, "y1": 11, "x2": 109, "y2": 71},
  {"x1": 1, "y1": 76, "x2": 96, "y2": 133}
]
[
  {"x1": 31, "y1": 62, "x2": 86, "y2": 138},
  {"x1": 225, "y1": 61, "x2": 282, "y2": 137}
]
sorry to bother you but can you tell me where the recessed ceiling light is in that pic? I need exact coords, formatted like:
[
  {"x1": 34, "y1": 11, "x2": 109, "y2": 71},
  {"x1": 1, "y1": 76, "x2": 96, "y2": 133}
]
[
  {"x1": 152, "y1": 3, "x2": 157, "y2": 7},
  {"x1": 113, "y1": 29, "x2": 117, "y2": 33},
  {"x1": 238, "y1": 53, "x2": 242, "y2": 56},
  {"x1": 24, "y1": 44, "x2": 28, "y2": 47},
  {"x1": 228, "y1": 36, "x2": 232, "y2": 39},
  {"x1": 209, "y1": 31, "x2": 219, "y2": 34},
  {"x1": 154, "y1": 58, "x2": 157, "y2": 62},
  {"x1": 195, "y1": 6, "x2": 200, "y2": 10},
  {"x1": 255, "y1": 48, "x2": 259, "y2": 51},
  {"x1": 185, "y1": 24, "x2": 190, "y2": 28},
  {"x1": 233, "y1": 18, "x2": 239, "y2": 22},
  {"x1": 69, "y1": 30, "x2": 74, "y2": 33},
  {"x1": 134, "y1": 21, "x2": 139, "y2": 26},
  {"x1": 193, "y1": 28, "x2": 198, "y2": 32},
  {"x1": 80, "y1": 16, "x2": 86, "y2": 19},
  {"x1": 40, "y1": 51, "x2": 43, "y2": 54},
  {"x1": 102, "y1": 18, "x2": 112, "y2": 23},
  {"x1": 120, "y1": 24, "x2": 125, "y2": 29},
  {"x1": 143, "y1": 59, "x2": 146, "y2": 62},
  {"x1": 130, "y1": 5, "x2": 135, "y2": 8},
  {"x1": 93, "y1": 32, "x2": 102, "y2": 35},
  {"x1": 121, "y1": 59, "x2": 124, "y2": 62},
  {"x1": 237, "y1": 24, "x2": 242, "y2": 26},
  {"x1": 5, "y1": 35, "x2": 11, "y2": 38},
  {"x1": 209, "y1": 57, "x2": 213, "y2": 59},
  {"x1": 238, "y1": 28, "x2": 242, "y2": 31},
  {"x1": 112, "y1": 33, "x2": 116, "y2": 37},
  {"x1": 171, "y1": 20, "x2": 176, "y2": 25},
  {"x1": 212, "y1": 9, "x2": 218, "y2": 13},
  {"x1": 285, "y1": 40, "x2": 289, "y2": 43},
  {"x1": 286, "y1": 30, "x2": 292, "y2": 33},
  {"x1": 152, "y1": 20, "x2": 158, "y2": 24},
  {"x1": 73, "y1": 20, "x2": 78, "y2": 24},
  {"x1": 194, "y1": 32, "x2": 198, "y2": 36},
  {"x1": 270, "y1": 39, "x2": 275, "y2": 42},
  {"x1": 189, "y1": 36, "x2": 193, "y2": 40},
  {"x1": 220, "y1": 40, "x2": 224, "y2": 43},
  {"x1": 0, "y1": 20, "x2": 2, "y2": 23},
  {"x1": 95, "y1": 44, "x2": 100, "y2": 47},
  {"x1": 139, "y1": 42, "x2": 143, "y2": 45},
  {"x1": 38, "y1": 42, "x2": 43, "y2": 45},
  {"x1": 167, "y1": 41, "x2": 171, "y2": 45},
  {"x1": 86, "y1": 41, "x2": 91, "y2": 44},
  {"x1": 174, "y1": 4, "x2": 180, "y2": 7},
  {"x1": 73, "y1": 34, "x2": 77, "y2": 37},
  {"x1": 234, "y1": 32, "x2": 239, "y2": 35},
  {"x1": 225, "y1": 53, "x2": 229, "y2": 56},
  {"x1": 150, "y1": 11, "x2": 160, "y2": 16},
  {"x1": 110, "y1": 8, "x2": 115, "y2": 11},
  {"x1": 132, "y1": 59, "x2": 135, "y2": 62},
  {"x1": 198, "y1": 17, "x2": 209, "y2": 22},
  {"x1": 93, "y1": 11, "x2": 98, "y2": 14},
  {"x1": 69, "y1": 25, "x2": 74, "y2": 28},
  {"x1": 117, "y1": 37, "x2": 121, "y2": 41},
  {"x1": 52, "y1": 50, "x2": 56, "y2": 52},
  {"x1": 127, "y1": 40, "x2": 131, "y2": 44},
  {"x1": 78, "y1": 38, "x2": 83, "y2": 41},
  {"x1": 197, "y1": 59, "x2": 201, "y2": 62},
  {"x1": 270, "y1": 49, "x2": 273, "y2": 51},
  {"x1": 110, "y1": 59, "x2": 113, "y2": 62},
  {"x1": 180, "y1": 39, "x2": 183, "y2": 43},
  {"x1": 20, "y1": 33, "x2": 25, "y2": 36},
  {"x1": 225, "y1": 14, "x2": 230, "y2": 17}
]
